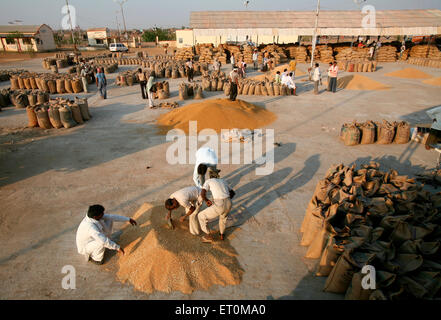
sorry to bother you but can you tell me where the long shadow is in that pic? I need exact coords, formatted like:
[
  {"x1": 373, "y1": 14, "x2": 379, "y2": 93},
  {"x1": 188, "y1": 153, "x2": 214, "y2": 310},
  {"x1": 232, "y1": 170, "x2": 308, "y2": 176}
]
[{"x1": 0, "y1": 102, "x2": 166, "y2": 187}]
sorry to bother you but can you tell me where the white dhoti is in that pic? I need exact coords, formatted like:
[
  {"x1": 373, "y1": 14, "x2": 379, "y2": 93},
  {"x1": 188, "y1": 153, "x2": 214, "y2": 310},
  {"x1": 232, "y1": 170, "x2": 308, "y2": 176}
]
[
  {"x1": 189, "y1": 201, "x2": 202, "y2": 235},
  {"x1": 84, "y1": 241, "x2": 105, "y2": 262},
  {"x1": 198, "y1": 198, "x2": 232, "y2": 235}
]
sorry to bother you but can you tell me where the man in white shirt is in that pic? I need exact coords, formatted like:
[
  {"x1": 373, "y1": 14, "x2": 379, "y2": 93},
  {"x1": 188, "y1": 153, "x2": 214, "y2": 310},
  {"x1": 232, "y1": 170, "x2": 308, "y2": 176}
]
[
  {"x1": 76, "y1": 204, "x2": 137, "y2": 265},
  {"x1": 229, "y1": 68, "x2": 239, "y2": 101},
  {"x1": 198, "y1": 172, "x2": 235, "y2": 243},
  {"x1": 312, "y1": 63, "x2": 322, "y2": 95},
  {"x1": 213, "y1": 58, "x2": 221, "y2": 72},
  {"x1": 282, "y1": 72, "x2": 297, "y2": 96},
  {"x1": 252, "y1": 50, "x2": 258, "y2": 70},
  {"x1": 165, "y1": 186, "x2": 202, "y2": 235},
  {"x1": 193, "y1": 147, "x2": 219, "y2": 188}
]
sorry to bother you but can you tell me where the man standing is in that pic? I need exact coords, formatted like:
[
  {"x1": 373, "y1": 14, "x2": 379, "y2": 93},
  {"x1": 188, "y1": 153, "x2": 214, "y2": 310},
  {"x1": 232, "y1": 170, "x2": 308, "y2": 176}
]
[
  {"x1": 137, "y1": 68, "x2": 147, "y2": 99},
  {"x1": 146, "y1": 73, "x2": 155, "y2": 108},
  {"x1": 328, "y1": 61, "x2": 338, "y2": 93},
  {"x1": 185, "y1": 58, "x2": 194, "y2": 82},
  {"x1": 312, "y1": 63, "x2": 322, "y2": 95},
  {"x1": 96, "y1": 68, "x2": 107, "y2": 99},
  {"x1": 231, "y1": 54, "x2": 235, "y2": 69},
  {"x1": 165, "y1": 186, "x2": 202, "y2": 235},
  {"x1": 326, "y1": 62, "x2": 332, "y2": 91},
  {"x1": 193, "y1": 146, "x2": 218, "y2": 188},
  {"x1": 229, "y1": 68, "x2": 239, "y2": 101},
  {"x1": 76, "y1": 204, "x2": 137, "y2": 265},
  {"x1": 198, "y1": 172, "x2": 235, "y2": 242},
  {"x1": 80, "y1": 66, "x2": 89, "y2": 93},
  {"x1": 252, "y1": 49, "x2": 258, "y2": 70}
]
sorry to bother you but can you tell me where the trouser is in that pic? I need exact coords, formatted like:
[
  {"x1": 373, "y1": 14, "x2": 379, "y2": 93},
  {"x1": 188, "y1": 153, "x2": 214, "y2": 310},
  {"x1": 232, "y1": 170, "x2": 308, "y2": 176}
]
[
  {"x1": 253, "y1": 60, "x2": 258, "y2": 70},
  {"x1": 187, "y1": 68, "x2": 194, "y2": 82},
  {"x1": 81, "y1": 77, "x2": 88, "y2": 93},
  {"x1": 98, "y1": 82, "x2": 107, "y2": 99},
  {"x1": 139, "y1": 81, "x2": 146, "y2": 99},
  {"x1": 327, "y1": 77, "x2": 331, "y2": 91},
  {"x1": 198, "y1": 198, "x2": 232, "y2": 235},
  {"x1": 188, "y1": 200, "x2": 202, "y2": 235},
  {"x1": 329, "y1": 77, "x2": 337, "y2": 93},
  {"x1": 230, "y1": 83, "x2": 238, "y2": 101},
  {"x1": 147, "y1": 89, "x2": 154, "y2": 107},
  {"x1": 84, "y1": 220, "x2": 114, "y2": 262},
  {"x1": 314, "y1": 81, "x2": 319, "y2": 94}
]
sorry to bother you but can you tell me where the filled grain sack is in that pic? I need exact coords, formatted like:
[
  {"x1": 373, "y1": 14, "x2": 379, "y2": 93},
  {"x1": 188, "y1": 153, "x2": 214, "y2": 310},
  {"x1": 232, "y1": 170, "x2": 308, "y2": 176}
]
[
  {"x1": 14, "y1": 92, "x2": 28, "y2": 109},
  {"x1": 360, "y1": 121, "x2": 376, "y2": 144},
  {"x1": 394, "y1": 121, "x2": 410, "y2": 144},
  {"x1": 35, "y1": 106, "x2": 53, "y2": 129},
  {"x1": 10, "y1": 77, "x2": 19, "y2": 90},
  {"x1": 71, "y1": 79, "x2": 83, "y2": 93},
  {"x1": 70, "y1": 103, "x2": 84, "y2": 124},
  {"x1": 344, "y1": 123, "x2": 361, "y2": 146},
  {"x1": 56, "y1": 78, "x2": 66, "y2": 94},
  {"x1": 377, "y1": 120, "x2": 395, "y2": 144},
  {"x1": 48, "y1": 106, "x2": 63, "y2": 129},
  {"x1": 47, "y1": 79, "x2": 57, "y2": 94},
  {"x1": 323, "y1": 251, "x2": 356, "y2": 293},
  {"x1": 59, "y1": 106, "x2": 77, "y2": 128},
  {"x1": 75, "y1": 97, "x2": 91, "y2": 121},
  {"x1": 27, "y1": 92, "x2": 37, "y2": 107},
  {"x1": 345, "y1": 272, "x2": 374, "y2": 300},
  {"x1": 26, "y1": 106, "x2": 38, "y2": 128},
  {"x1": 194, "y1": 85, "x2": 204, "y2": 100}
]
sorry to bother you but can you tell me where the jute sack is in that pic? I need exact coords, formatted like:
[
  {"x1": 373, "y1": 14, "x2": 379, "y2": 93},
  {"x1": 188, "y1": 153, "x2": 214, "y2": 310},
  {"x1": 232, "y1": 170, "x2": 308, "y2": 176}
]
[
  {"x1": 71, "y1": 79, "x2": 83, "y2": 93},
  {"x1": 211, "y1": 78, "x2": 218, "y2": 91},
  {"x1": 64, "y1": 79, "x2": 73, "y2": 93},
  {"x1": 40, "y1": 78, "x2": 49, "y2": 92},
  {"x1": 26, "y1": 106, "x2": 38, "y2": 127},
  {"x1": 0, "y1": 90, "x2": 10, "y2": 107},
  {"x1": 367, "y1": 62, "x2": 373, "y2": 72},
  {"x1": 242, "y1": 83, "x2": 250, "y2": 95},
  {"x1": 70, "y1": 103, "x2": 84, "y2": 124},
  {"x1": 194, "y1": 86, "x2": 204, "y2": 99},
  {"x1": 394, "y1": 121, "x2": 410, "y2": 144},
  {"x1": 377, "y1": 120, "x2": 395, "y2": 144},
  {"x1": 47, "y1": 80, "x2": 57, "y2": 94},
  {"x1": 126, "y1": 75, "x2": 134, "y2": 86},
  {"x1": 14, "y1": 93, "x2": 28, "y2": 109},
  {"x1": 345, "y1": 272, "x2": 374, "y2": 300},
  {"x1": 18, "y1": 76, "x2": 25, "y2": 89},
  {"x1": 248, "y1": 83, "x2": 256, "y2": 95},
  {"x1": 344, "y1": 124, "x2": 361, "y2": 146},
  {"x1": 362, "y1": 63, "x2": 369, "y2": 73},
  {"x1": 217, "y1": 79, "x2": 224, "y2": 91},
  {"x1": 10, "y1": 77, "x2": 19, "y2": 90},
  {"x1": 202, "y1": 77, "x2": 211, "y2": 91},
  {"x1": 75, "y1": 97, "x2": 91, "y2": 120},
  {"x1": 48, "y1": 106, "x2": 63, "y2": 129},
  {"x1": 23, "y1": 78, "x2": 32, "y2": 89},
  {"x1": 254, "y1": 83, "x2": 262, "y2": 95},
  {"x1": 261, "y1": 83, "x2": 268, "y2": 96},
  {"x1": 409, "y1": 271, "x2": 441, "y2": 299},
  {"x1": 179, "y1": 83, "x2": 188, "y2": 100},
  {"x1": 179, "y1": 68, "x2": 186, "y2": 78},
  {"x1": 37, "y1": 92, "x2": 46, "y2": 105},
  {"x1": 30, "y1": 77, "x2": 38, "y2": 90},
  {"x1": 281, "y1": 84, "x2": 288, "y2": 96},
  {"x1": 56, "y1": 79, "x2": 66, "y2": 93},
  {"x1": 35, "y1": 107, "x2": 53, "y2": 129},
  {"x1": 171, "y1": 69, "x2": 178, "y2": 79},
  {"x1": 165, "y1": 68, "x2": 171, "y2": 78},
  {"x1": 266, "y1": 82, "x2": 275, "y2": 96},
  {"x1": 238, "y1": 82, "x2": 244, "y2": 95},
  {"x1": 27, "y1": 93, "x2": 37, "y2": 107},
  {"x1": 224, "y1": 82, "x2": 231, "y2": 96},
  {"x1": 59, "y1": 106, "x2": 77, "y2": 128},
  {"x1": 316, "y1": 236, "x2": 344, "y2": 276},
  {"x1": 305, "y1": 206, "x2": 337, "y2": 259},
  {"x1": 157, "y1": 89, "x2": 167, "y2": 99},
  {"x1": 323, "y1": 251, "x2": 356, "y2": 293},
  {"x1": 372, "y1": 61, "x2": 378, "y2": 72},
  {"x1": 273, "y1": 83, "x2": 280, "y2": 96},
  {"x1": 360, "y1": 121, "x2": 376, "y2": 144}
]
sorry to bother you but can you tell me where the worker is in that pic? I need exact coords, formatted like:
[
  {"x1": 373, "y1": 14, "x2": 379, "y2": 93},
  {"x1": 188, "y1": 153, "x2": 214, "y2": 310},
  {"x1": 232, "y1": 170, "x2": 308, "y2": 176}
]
[
  {"x1": 328, "y1": 61, "x2": 339, "y2": 93},
  {"x1": 289, "y1": 57, "x2": 297, "y2": 78},
  {"x1": 400, "y1": 42, "x2": 406, "y2": 60},
  {"x1": 252, "y1": 49, "x2": 258, "y2": 70},
  {"x1": 165, "y1": 186, "x2": 202, "y2": 235},
  {"x1": 96, "y1": 68, "x2": 107, "y2": 99},
  {"x1": 274, "y1": 71, "x2": 282, "y2": 84},
  {"x1": 193, "y1": 146, "x2": 218, "y2": 188},
  {"x1": 326, "y1": 62, "x2": 333, "y2": 91},
  {"x1": 146, "y1": 73, "x2": 155, "y2": 108},
  {"x1": 137, "y1": 68, "x2": 147, "y2": 99},
  {"x1": 231, "y1": 54, "x2": 235, "y2": 69},
  {"x1": 229, "y1": 67, "x2": 239, "y2": 101},
  {"x1": 312, "y1": 63, "x2": 322, "y2": 95},
  {"x1": 282, "y1": 72, "x2": 297, "y2": 96},
  {"x1": 76, "y1": 204, "x2": 137, "y2": 265},
  {"x1": 213, "y1": 58, "x2": 221, "y2": 72},
  {"x1": 198, "y1": 171, "x2": 235, "y2": 243},
  {"x1": 239, "y1": 60, "x2": 247, "y2": 78},
  {"x1": 369, "y1": 46, "x2": 375, "y2": 61},
  {"x1": 281, "y1": 68, "x2": 288, "y2": 78},
  {"x1": 267, "y1": 53, "x2": 274, "y2": 71},
  {"x1": 185, "y1": 58, "x2": 194, "y2": 82},
  {"x1": 80, "y1": 65, "x2": 89, "y2": 93}
]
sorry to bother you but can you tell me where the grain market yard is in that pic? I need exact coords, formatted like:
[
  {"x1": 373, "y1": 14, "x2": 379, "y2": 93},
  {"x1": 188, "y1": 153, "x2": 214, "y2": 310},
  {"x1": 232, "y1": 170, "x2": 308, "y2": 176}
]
[{"x1": 0, "y1": 57, "x2": 440, "y2": 299}]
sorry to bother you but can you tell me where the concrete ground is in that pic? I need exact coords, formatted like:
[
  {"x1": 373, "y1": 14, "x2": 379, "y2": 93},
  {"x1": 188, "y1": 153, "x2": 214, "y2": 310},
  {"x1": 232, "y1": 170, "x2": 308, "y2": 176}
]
[{"x1": 0, "y1": 56, "x2": 440, "y2": 300}]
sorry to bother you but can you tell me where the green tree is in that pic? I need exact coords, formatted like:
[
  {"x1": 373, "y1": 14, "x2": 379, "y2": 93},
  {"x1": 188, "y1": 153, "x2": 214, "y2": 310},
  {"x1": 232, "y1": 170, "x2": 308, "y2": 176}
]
[{"x1": 142, "y1": 28, "x2": 175, "y2": 42}]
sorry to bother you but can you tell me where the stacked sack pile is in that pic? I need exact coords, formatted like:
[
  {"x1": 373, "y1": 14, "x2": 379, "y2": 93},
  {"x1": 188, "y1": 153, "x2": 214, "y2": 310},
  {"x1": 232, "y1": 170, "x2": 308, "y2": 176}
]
[
  {"x1": 178, "y1": 82, "x2": 204, "y2": 100},
  {"x1": 116, "y1": 70, "x2": 140, "y2": 86},
  {"x1": 300, "y1": 161, "x2": 441, "y2": 300},
  {"x1": 407, "y1": 45, "x2": 441, "y2": 69},
  {"x1": 0, "y1": 69, "x2": 28, "y2": 82},
  {"x1": 287, "y1": 46, "x2": 309, "y2": 63},
  {"x1": 10, "y1": 72, "x2": 84, "y2": 94},
  {"x1": 261, "y1": 44, "x2": 288, "y2": 64},
  {"x1": 0, "y1": 88, "x2": 49, "y2": 111},
  {"x1": 26, "y1": 97, "x2": 91, "y2": 129},
  {"x1": 376, "y1": 46, "x2": 398, "y2": 62},
  {"x1": 155, "y1": 81, "x2": 170, "y2": 99},
  {"x1": 344, "y1": 60, "x2": 378, "y2": 73},
  {"x1": 317, "y1": 45, "x2": 334, "y2": 63},
  {"x1": 242, "y1": 45, "x2": 258, "y2": 65},
  {"x1": 340, "y1": 120, "x2": 410, "y2": 146},
  {"x1": 174, "y1": 47, "x2": 195, "y2": 61},
  {"x1": 224, "y1": 79, "x2": 294, "y2": 97},
  {"x1": 93, "y1": 63, "x2": 118, "y2": 74},
  {"x1": 201, "y1": 70, "x2": 227, "y2": 92}
]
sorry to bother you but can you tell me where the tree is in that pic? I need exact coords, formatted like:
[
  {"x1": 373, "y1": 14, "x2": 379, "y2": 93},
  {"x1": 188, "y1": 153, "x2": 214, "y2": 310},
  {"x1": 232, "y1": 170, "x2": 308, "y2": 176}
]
[{"x1": 141, "y1": 28, "x2": 175, "y2": 42}]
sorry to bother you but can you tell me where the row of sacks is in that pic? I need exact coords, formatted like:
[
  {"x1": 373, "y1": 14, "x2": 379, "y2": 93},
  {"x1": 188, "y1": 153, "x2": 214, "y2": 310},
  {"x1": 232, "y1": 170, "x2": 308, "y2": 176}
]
[
  {"x1": 0, "y1": 89, "x2": 50, "y2": 109},
  {"x1": 201, "y1": 70, "x2": 227, "y2": 91},
  {"x1": 10, "y1": 72, "x2": 84, "y2": 94},
  {"x1": 42, "y1": 58, "x2": 70, "y2": 70},
  {"x1": 406, "y1": 57, "x2": 441, "y2": 69},
  {"x1": 26, "y1": 97, "x2": 91, "y2": 129},
  {"x1": 339, "y1": 60, "x2": 378, "y2": 72},
  {"x1": 341, "y1": 120, "x2": 410, "y2": 146},
  {"x1": 225, "y1": 79, "x2": 296, "y2": 97},
  {"x1": 0, "y1": 69, "x2": 28, "y2": 82},
  {"x1": 300, "y1": 162, "x2": 441, "y2": 300},
  {"x1": 178, "y1": 82, "x2": 204, "y2": 100}
]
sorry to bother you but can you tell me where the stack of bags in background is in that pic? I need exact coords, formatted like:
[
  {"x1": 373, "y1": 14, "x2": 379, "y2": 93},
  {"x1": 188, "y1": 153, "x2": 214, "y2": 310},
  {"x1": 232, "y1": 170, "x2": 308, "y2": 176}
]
[
  {"x1": 376, "y1": 46, "x2": 398, "y2": 62},
  {"x1": 287, "y1": 46, "x2": 309, "y2": 63}
]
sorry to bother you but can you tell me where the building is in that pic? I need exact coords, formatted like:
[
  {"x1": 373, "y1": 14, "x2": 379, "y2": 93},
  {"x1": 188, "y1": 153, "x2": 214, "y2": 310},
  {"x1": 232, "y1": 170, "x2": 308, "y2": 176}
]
[
  {"x1": 87, "y1": 28, "x2": 110, "y2": 47},
  {"x1": 0, "y1": 24, "x2": 56, "y2": 52},
  {"x1": 176, "y1": 9, "x2": 441, "y2": 48}
]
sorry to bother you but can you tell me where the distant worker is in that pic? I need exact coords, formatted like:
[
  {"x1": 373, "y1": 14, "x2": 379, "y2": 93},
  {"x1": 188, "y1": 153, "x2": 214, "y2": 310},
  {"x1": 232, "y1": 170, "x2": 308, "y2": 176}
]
[
  {"x1": 80, "y1": 66, "x2": 89, "y2": 93},
  {"x1": 186, "y1": 58, "x2": 194, "y2": 82},
  {"x1": 369, "y1": 45, "x2": 375, "y2": 61},
  {"x1": 193, "y1": 146, "x2": 218, "y2": 188},
  {"x1": 274, "y1": 71, "x2": 282, "y2": 84},
  {"x1": 229, "y1": 67, "x2": 239, "y2": 101},
  {"x1": 326, "y1": 62, "x2": 333, "y2": 91},
  {"x1": 289, "y1": 57, "x2": 297, "y2": 78},
  {"x1": 400, "y1": 42, "x2": 406, "y2": 60},
  {"x1": 146, "y1": 73, "x2": 155, "y2": 108},
  {"x1": 96, "y1": 68, "x2": 107, "y2": 99},
  {"x1": 198, "y1": 171, "x2": 235, "y2": 243},
  {"x1": 252, "y1": 49, "x2": 259, "y2": 70},
  {"x1": 213, "y1": 58, "x2": 221, "y2": 72},
  {"x1": 137, "y1": 68, "x2": 147, "y2": 99},
  {"x1": 282, "y1": 72, "x2": 297, "y2": 96},
  {"x1": 165, "y1": 186, "x2": 202, "y2": 234},
  {"x1": 231, "y1": 54, "x2": 235, "y2": 69},
  {"x1": 282, "y1": 68, "x2": 288, "y2": 78},
  {"x1": 328, "y1": 61, "x2": 339, "y2": 93},
  {"x1": 312, "y1": 63, "x2": 322, "y2": 95},
  {"x1": 76, "y1": 204, "x2": 137, "y2": 265}
]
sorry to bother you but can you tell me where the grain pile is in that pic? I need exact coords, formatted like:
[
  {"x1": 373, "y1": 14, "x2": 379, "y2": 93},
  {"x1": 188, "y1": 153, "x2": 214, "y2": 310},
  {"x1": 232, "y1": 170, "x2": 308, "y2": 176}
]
[
  {"x1": 156, "y1": 98, "x2": 276, "y2": 134},
  {"x1": 376, "y1": 46, "x2": 397, "y2": 62},
  {"x1": 423, "y1": 77, "x2": 441, "y2": 87},
  {"x1": 333, "y1": 75, "x2": 391, "y2": 91},
  {"x1": 115, "y1": 203, "x2": 244, "y2": 294},
  {"x1": 300, "y1": 162, "x2": 441, "y2": 300},
  {"x1": 384, "y1": 68, "x2": 432, "y2": 79}
]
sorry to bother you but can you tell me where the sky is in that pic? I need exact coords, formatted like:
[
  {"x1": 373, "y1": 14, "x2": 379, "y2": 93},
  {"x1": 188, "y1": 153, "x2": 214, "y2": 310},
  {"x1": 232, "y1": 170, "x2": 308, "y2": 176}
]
[{"x1": 1, "y1": 0, "x2": 441, "y2": 30}]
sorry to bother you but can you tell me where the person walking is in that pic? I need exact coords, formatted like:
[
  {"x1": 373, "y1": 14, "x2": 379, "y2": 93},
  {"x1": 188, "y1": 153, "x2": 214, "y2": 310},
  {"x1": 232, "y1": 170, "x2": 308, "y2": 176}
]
[
  {"x1": 186, "y1": 58, "x2": 194, "y2": 82},
  {"x1": 76, "y1": 204, "x2": 137, "y2": 265},
  {"x1": 289, "y1": 57, "x2": 297, "y2": 78},
  {"x1": 229, "y1": 68, "x2": 239, "y2": 101},
  {"x1": 252, "y1": 49, "x2": 258, "y2": 70},
  {"x1": 328, "y1": 61, "x2": 339, "y2": 93},
  {"x1": 146, "y1": 74, "x2": 155, "y2": 108},
  {"x1": 198, "y1": 171, "x2": 235, "y2": 242},
  {"x1": 312, "y1": 63, "x2": 322, "y2": 95},
  {"x1": 230, "y1": 54, "x2": 235, "y2": 70},
  {"x1": 137, "y1": 68, "x2": 147, "y2": 99},
  {"x1": 80, "y1": 66, "x2": 89, "y2": 93},
  {"x1": 96, "y1": 68, "x2": 107, "y2": 99}
]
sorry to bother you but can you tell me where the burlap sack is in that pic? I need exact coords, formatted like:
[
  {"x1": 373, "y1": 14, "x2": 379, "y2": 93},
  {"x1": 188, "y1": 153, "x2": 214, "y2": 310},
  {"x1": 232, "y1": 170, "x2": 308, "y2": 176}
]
[
  {"x1": 10, "y1": 77, "x2": 19, "y2": 90},
  {"x1": 224, "y1": 82, "x2": 231, "y2": 96},
  {"x1": 71, "y1": 79, "x2": 83, "y2": 93},
  {"x1": 14, "y1": 93, "x2": 28, "y2": 109},
  {"x1": 48, "y1": 106, "x2": 63, "y2": 129},
  {"x1": 35, "y1": 107, "x2": 53, "y2": 129},
  {"x1": 324, "y1": 251, "x2": 356, "y2": 293},
  {"x1": 59, "y1": 106, "x2": 77, "y2": 128},
  {"x1": 75, "y1": 97, "x2": 91, "y2": 120},
  {"x1": 211, "y1": 79, "x2": 218, "y2": 91},
  {"x1": 56, "y1": 79, "x2": 66, "y2": 94},
  {"x1": 30, "y1": 77, "x2": 38, "y2": 90},
  {"x1": 70, "y1": 103, "x2": 84, "y2": 124},
  {"x1": 18, "y1": 76, "x2": 25, "y2": 89},
  {"x1": 194, "y1": 86, "x2": 204, "y2": 100},
  {"x1": 344, "y1": 124, "x2": 360, "y2": 146},
  {"x1": 273, "y1": 83, "x2": 280, "y2": 96},
  {"x1": 377, "y1": 120, "x2": 395, "y2": 144},
  {"x1": 360, "y1": 121, "x2": 376, "y2": 144},
  {"x1": 64, "y1": 79, "x2": 73, "y2": 93},
  {"x1": 394, "y1": 121, "x2": 410, "y2": 144},
  {"x1": 254, "y1": 83, "x2": 262, "y2": 95},
  {"x1": 345, "y1": 272, "x2": 374, "y2": 300},
  {"x1": 157, "y1": 89, "x2": 167, "y2": 100},
  {"x1": 47, "y1": 79, "x2": 57, "y2": 94},
  {"x1": 27, "y1": 93, "x2": 37, "y2": 107},
  {"x1": 242, "y1": 83, "x2": 250, "y2": 95},
  {"x1": 261, "y1": 84, "x2": 268, "y2": 96},
  {"x1": 362, "y1": 63, "x2": 369, "y2": 73},
  {"x1": 26, "y1": 106, "x2": 38, "y2": 128},
  {"x1": 217, "y1": 79, "x2": 224, "y2": 91},
  {"x1": 316, "y1": 236, "x2": 344, "y2": 276},
  {"x1": 266, "y1": 82, "x2": 274, "y2": 96},
  {"x1": 171, "y1": 69, "x2": 178, "y2": 79}
]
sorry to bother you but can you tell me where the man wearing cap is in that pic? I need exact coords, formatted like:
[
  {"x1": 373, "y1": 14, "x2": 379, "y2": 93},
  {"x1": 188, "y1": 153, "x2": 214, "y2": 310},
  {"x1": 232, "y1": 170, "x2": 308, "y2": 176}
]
[{"x1": 229, "y1": 68, "x2": 239, "y2": 101}]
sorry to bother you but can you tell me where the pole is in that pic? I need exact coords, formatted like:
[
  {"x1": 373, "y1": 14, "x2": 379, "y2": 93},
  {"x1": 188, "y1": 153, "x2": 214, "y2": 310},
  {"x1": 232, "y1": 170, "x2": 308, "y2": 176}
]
[
  {"x1": 310, "y1": 0, "x2": 321, "y2": 75},
  {"x1": 65, "y1": 0, "x2": 79, "y2": 67},
  {"x1": 119, "y1": 2, "x2": 129, "y2": 47}
]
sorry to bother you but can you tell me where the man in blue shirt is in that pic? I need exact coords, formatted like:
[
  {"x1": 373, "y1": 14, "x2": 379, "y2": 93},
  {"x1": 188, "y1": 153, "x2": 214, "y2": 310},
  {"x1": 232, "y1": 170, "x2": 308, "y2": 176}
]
[{"x1": 96, "y1": 68, "x2": 107, "y2": 99}]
